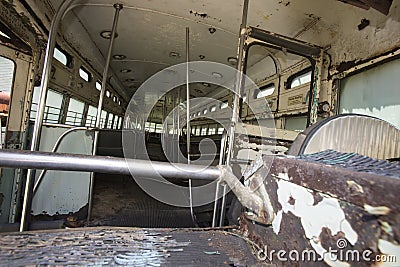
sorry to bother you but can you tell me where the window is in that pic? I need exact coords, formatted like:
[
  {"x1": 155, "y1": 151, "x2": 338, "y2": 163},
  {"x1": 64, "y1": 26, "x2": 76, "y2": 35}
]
[
  {"x1": 86, "y1": 105, "x2": 98, "y2": 127},
  {"x1": 288, "y1": 69, "x2": 312, "y2": 89},
  {"x1": 218, "y1": 127, "x2": 224, "y2": 134},
  {"x1": 145, "y1": 122, "x2": 157, "y2": 132},
  {"x1": 197, "y1": 111, "x2": 201, "y2": 116},
  {"x1": 106, "y1": 90, "x2": 111, "y2": 98},
  {"x1": 96, "y1": 81, "x2": 102, "y2": 91},
  {"x1": 100, "y1": 110, "x2": 107, "y2": 128},
  {"x1": 113, "y1": 115, "x2": 119, "y2": 129},
  {"x1": 44, "y1": 90, "x2": 63, "y2": 124},
  {"x1": 203, "y1": 109, "x2": 207, "y2": 115},
  {"x1": 208, "y1": 127, "x2": 216, "y2": 135},
  {"x1": 339, "y1": 58, "x2": 400, "y2": 128},
  {"x1": 79, "y1": 66, "x2": 91, "y2": 82},
  {"x1": 0, "y1": 56, "x2": 14, "y2": 93},
  {"x1": 195, "y1": 127, "x2": 201, "y2": 136},
  {"x1": 107, "y1": 113, "x2": 114, "y2": 128},
  {"x1": 0, "y1": 56, "x2": 14, "y2": 147},
  {"x1": 53, "y1": 47, "x2": 69, "y2": 66},
  {"x1": 242, "y1": 93, "x2": 247, "y2": 102},
  {"x1": 220, "y1": 101, "x2": 228, "y2": 109},
  {"x1": 201, "y1": 127, "x2": 208, "y2": 136},
  {"x1": 30, "y1": 87, "x2": 63, "y2": 124},
  {"x1": 256, "y1": 83, "x2": 275, "y2": 99},
  {"x1": 155, "y1": 124, "x2": 163, "y2": 133},
  {"x1": 113, "y1": 96, "x2": 118, "y2": 103},
  {"x1": 118, "y1": 117, "x2": 123, "y2": 129},
  {"x1": 210, "y1": 105, "x2": 216, "y2": 112},
  {"x1": 66, "y1": 98, "x2": 85, "y2": 126},
  {"x1": 118, "y1": 100, "x2": 122, "y2": 106}
]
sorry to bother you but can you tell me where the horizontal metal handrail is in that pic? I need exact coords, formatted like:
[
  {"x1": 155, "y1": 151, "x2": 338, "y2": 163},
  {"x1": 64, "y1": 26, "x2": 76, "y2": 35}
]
[{"x1": 0, "y1": 149, "x2": 221, "y2": 181}]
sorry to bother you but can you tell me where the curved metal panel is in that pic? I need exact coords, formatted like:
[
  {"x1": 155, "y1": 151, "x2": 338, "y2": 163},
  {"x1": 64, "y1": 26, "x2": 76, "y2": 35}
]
[{"x1": 289, "y1": 114, "x2": 400, "y2": 160}]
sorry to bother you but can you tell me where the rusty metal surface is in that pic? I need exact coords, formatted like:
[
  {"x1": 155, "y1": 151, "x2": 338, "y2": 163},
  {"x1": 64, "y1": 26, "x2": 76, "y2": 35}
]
[
  {"x1": 265, "y1": 155, "x2": 400, "y2": 217},
  {"x1": 0, "y1": 227, "x2": 259, "y2": 266},
  {"x1": 239, "y1": 154, "x2": 400, "y2": 266}
]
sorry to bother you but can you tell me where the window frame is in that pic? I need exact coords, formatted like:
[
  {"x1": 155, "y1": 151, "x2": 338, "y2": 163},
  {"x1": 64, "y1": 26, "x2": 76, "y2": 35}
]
[{"x1": 286, "y1": 67, "x2": 312, "y2": 89}]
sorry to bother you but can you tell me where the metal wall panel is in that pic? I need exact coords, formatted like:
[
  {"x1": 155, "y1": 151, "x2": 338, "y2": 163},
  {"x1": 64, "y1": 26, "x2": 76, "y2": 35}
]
[{"x1": 31, "y1": 126, "x2": 93, "y2": 216}]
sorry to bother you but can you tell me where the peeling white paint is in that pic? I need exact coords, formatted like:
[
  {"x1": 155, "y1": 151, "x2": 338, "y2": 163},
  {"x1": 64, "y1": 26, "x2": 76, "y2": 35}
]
[
  {"x1": 272, "y1": 179, "x2": 358, "y2": 266},
  {"x1": 276, "y1": 172, "x2": 290, "y2": 181},
  {"x1": 364, "y1": 204, "x2": 391, "y2": 216}
]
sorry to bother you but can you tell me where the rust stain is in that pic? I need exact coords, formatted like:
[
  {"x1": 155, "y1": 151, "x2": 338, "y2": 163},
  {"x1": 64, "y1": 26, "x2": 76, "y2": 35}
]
[
  {"x1": 189, "y1": 10, "x2": 208, "y2": 18},
  {"x1": 278, "y1": 1, "x2": 291, "y2": 6}
]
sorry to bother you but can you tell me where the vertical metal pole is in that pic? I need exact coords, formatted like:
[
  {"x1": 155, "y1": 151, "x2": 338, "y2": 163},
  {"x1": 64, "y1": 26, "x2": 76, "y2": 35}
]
[
  {"x1": 87, "y1": 3, "x2": 123, "y2": 222},
  {"x1": 177, "y1": 89, "x2": 180, "y2": 162},
  {"x1": 186, "y1": 27, "x2": 191, "y2": 164},
  {"x1": 211, "y1": 130, "x2": 227, "y2": 227},
  {"x1": 19, "y1": 0, "x2": 75, "y2": 232},
  {"x1": 218, "y1": 0, "x2": 249, "y2": 227},
  {"x1": 226, "y1": 0, "x2": 249, "y2": 165},
  {"x1": 186, "y1": 27, "x2": 195, "y2": 225},
  {"x1": 219, "y1": 185, "x2": 227, "y2": 226},
  {"x1": 211, "y1": 180, "x2": 220, "y2": 227}
]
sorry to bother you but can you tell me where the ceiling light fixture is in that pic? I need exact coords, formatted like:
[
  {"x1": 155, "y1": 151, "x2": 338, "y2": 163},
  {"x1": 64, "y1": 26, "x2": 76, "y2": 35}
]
[
  {"x1": 113, "y1": 54, "x2": 126, "y2": 60},
  {"x1": 212, "y1": 72, "x2": 223, "y2": 78},
  {"x1": 169, "y1": 51, "x2": 180, "y2": 58},
  {"x1": 199, "y1": 55, "x2": 205, "y2": 60},
  {"x1": 202, "y1": 82, "x2": 210, "y2": 87},
  {"x1": 227, "y1": 56, "x2": 238, "y2": 66},
  {"x1": 208, "y1": 27, "x2": 216, "y2": 34},
  {"x1": 120, "y1": 69, "x2": 132, "y2": 73},
  {"x1": 100, "y1": 30, "x2": 118, "y2": 39}
]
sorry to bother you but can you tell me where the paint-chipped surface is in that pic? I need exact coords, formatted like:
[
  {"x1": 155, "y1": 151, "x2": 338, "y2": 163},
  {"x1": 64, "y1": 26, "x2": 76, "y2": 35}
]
[
  {"x1": 0, "y1": 227, "x2": 259, "y2": 266},
  {"x1": 239, "y1": 153, "x2": 400, "y2": 266}
]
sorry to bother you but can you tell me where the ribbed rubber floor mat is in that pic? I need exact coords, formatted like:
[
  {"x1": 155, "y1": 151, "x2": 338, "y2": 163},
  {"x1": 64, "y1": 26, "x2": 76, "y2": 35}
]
[
  {"x1": 0, "y1": 227, "x2": 259, "y2": 266},
  {"x1": 298, "y1": 149, "x2": 400, "y2": 178},
  {"x1": 90, "y1": 174, "x2": 196, "y2": 228}
]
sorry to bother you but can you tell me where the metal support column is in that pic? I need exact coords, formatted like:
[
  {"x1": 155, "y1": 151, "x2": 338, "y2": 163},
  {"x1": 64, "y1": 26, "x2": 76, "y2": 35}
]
[
  {"x1": 185, "y1": 27, "x2": 196, "y2": 224},
  {"x1": 217, "y1": 0, "x2": 249, "y2": 227},
  {"x1": 87, "y1": 3, "x2": 123, "y2": 222},
  {"x1": 19, "y1": 0, "x2": 75, "y2": 232}
]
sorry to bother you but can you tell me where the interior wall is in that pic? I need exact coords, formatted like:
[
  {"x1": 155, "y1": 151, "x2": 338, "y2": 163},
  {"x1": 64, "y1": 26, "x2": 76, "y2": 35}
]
[{"x1": 31, "y1": 126, "x2": 93, "y2": 216}]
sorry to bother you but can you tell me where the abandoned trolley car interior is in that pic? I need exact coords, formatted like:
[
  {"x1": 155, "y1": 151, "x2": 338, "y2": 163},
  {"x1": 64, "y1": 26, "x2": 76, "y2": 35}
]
[{"x1": 0, "y1": 0, "x2": 399, "y2": 266}]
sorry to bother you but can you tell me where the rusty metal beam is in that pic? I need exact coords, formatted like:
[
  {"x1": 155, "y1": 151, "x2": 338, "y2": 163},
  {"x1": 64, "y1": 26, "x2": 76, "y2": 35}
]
[{"x1": 265, "y1": 156, "x2": 400, "y2": 213}]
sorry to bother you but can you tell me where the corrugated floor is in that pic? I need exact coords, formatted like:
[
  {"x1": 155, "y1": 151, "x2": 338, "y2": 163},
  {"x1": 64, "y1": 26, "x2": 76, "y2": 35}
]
[
  {"x1": 90, "y1": 174, "x2": 197, "y2": 228},
  {"x1": 89, "y1": 174, "x2": 219, "y2": 228},
  {"x1": 0, "y1": 227, "x2": 260, "y2": 266},
  {"x1": 298, "y1": 149, "x2": 400, "y2": 178}
]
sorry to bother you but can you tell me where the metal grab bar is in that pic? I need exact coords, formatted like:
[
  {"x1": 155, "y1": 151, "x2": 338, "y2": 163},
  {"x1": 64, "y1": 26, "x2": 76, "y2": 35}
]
[
  {"x1": 0, "y1": 149, "x2": 221, "y2": 181},
  {"x1": 32, "y1": 127, "x2": 94, "y2": 195}
]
